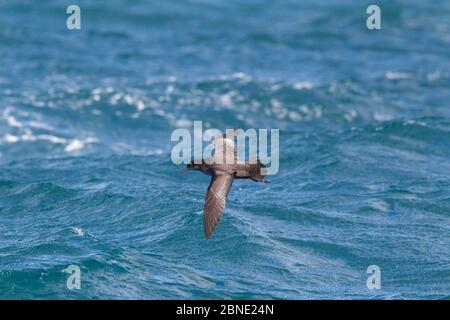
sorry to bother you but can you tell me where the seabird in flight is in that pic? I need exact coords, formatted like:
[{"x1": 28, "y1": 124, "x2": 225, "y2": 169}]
[{"x1": 183, "y1": 129, "x2": 268, "y2": 239}]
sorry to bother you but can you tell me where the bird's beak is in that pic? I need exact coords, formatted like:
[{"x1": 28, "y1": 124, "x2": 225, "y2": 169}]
[{"x1": 181, "y1": 167, "x2": 191, "y2": 173}]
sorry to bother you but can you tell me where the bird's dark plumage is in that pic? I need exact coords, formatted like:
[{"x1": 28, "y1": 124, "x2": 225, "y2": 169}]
[
  {"x1": 183, "y1": 129, "x2": 268, "y2": 239},
  {"x1": 204, "y1": 173, "x2": 234, "y2": 239}
]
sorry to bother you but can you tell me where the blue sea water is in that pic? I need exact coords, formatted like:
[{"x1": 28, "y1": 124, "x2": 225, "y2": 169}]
[{"x1": 0, "y1": 0, "x2": 449, "y2": 299}]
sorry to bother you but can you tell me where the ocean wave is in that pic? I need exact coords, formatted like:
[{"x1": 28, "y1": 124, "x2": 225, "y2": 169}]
[{"x1": 1, "y1": 0, "x2": 449, "y2": 300}]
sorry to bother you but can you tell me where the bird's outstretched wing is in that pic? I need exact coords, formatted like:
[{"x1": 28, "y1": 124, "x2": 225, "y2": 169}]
[{"x1": 204, "y1": 173, "x2": 234, "y2": 239}]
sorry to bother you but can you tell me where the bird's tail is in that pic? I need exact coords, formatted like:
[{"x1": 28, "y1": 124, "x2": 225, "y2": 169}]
[{"x1": 250, "y1": 159, "x2": 269, "y2": 183}]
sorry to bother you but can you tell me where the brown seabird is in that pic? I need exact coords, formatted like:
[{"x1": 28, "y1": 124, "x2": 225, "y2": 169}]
[{"x1": 183, "y1": 130, "x2": 268, "y2": 239}]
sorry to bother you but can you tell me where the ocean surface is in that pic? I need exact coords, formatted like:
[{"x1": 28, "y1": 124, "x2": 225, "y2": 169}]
[{"x1": 0, "y1": 0, "x2": 449, "y2": 299}]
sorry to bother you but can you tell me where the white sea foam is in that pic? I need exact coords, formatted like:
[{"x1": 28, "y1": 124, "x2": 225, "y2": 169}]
[
  {"x1": 165, "y1": 85, "x2": 175, "y2": 94},
  {"x1": 65, "y1": 139, "x2": 84, "y2": 152},
  {"x1": 293, "y1": 81, "x2": 313, "y2": 90},
  {"x1": 112, "y1": 142, "x2": 165, "y2": 156},
  {"x1": 385, "y1": 71, "x2": 413, "y2": 80},
  {"x1": 37, "y1": 134, "x2": 67, "y2": 144},
  {"x1": 2, "y1": 108, "x2": 24, "y2": 128},
  {"x1": 288, "y1": 111, "x2": 302, "y2": 121},
  {"x1": 2, "y1": 108, "x2": 54, "y2": 131},
  {"x1": 28, "y1": 121, "x2": 54, "y2": 130},
  {"x1": 65, "y1": 137, "x2": 97, "y2": 153},
  {"x1": 71, "y1": 227, "x2": 85, "y2": 236},
  {"x1": 403, "y1": 120, "x2": 426, "y2": 126},
  {"x1": 219, "y1": 91, "x2": 237, "y2": 107},
  {"x1": 371, "y1": 200, "x2": 389, "y2": 212},
  {"x1": 2, "y1": 128, "x2": 97, "y2": 153},
  {"x1": 344, "y1": 109, "x2": 358, "y2": 122},
  {"x1": 4, "y1": 134, "x2": 19, "y2": 143},
  {"x1": 373, "y1": 112, "x2": 394, "y2": 122}
]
